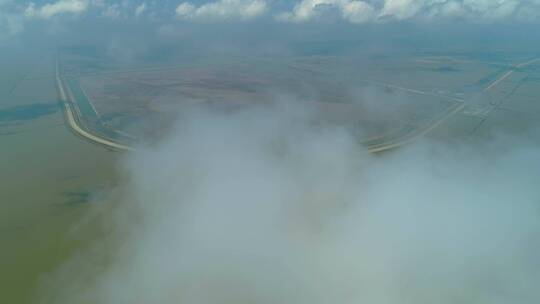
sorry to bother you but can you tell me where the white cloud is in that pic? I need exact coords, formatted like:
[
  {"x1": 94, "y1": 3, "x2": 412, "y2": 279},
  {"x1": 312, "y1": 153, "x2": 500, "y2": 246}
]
[
  {"x1": 379, "y1": 0, "x2": 425, "y2": 19},
  {"x1": 176, "y1": 0, "x2": 267, "y2": 21},
  {"x1": 135, "y1": 2, "x2": 146, "y2": 17},
  {"x1": 341, "y1": 0, "x2": 376, "y2": 23},
  {"x1": 25, "y1": 0, "x2": 88, "y2": 19},
  {"x1": 379, "y1": 0, "x2": 534, "y2": 21},
  {"x1": 100, "y1": 1, "x2": 135, "y2": 20},
  {"x1": 277, "y1": 0, "x2": 376, "y2": 23},
  {"x1": 175, "y1": 2, "x2": 195, "y2": 17},
  {"x1": 102, "y1": 3, "x2": 121, "y2": 18},
  {"x1": 0, "y1": 0, "x2": 23, "y2": 38},
  {"x1": 0, "y1": 3, "x2": 23, "y2": 37},
  {"x1": 278, "y1": 0, "x2": 540, "y2": 23}
]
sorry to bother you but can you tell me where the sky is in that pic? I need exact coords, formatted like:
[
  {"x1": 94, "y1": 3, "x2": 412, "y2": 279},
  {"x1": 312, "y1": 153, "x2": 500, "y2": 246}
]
[
  {"x1": 0, "y1": 0, "x2": 538, "y2": 62},
  {"x1": 2, "y1": 0, "x2": 540, "y2": 42},
  {"x1": 0, "y1": 0, "x2": 538, "y2": 70},
  {"x1": 2, "y1": 0, "x2": 540, "y2": 25}
]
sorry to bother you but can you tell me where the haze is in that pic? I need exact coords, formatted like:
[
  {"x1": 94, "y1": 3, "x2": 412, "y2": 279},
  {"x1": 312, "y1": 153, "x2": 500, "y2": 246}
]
[{"x1": 1, "y1": 1, "x2": 540, "y2": 304}]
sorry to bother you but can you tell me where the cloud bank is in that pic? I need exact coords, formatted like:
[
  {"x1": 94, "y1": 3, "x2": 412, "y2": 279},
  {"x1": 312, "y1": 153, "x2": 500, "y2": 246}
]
[
  {"x1": 134, "y1": 2, "x2": 146, "y2": 17},
  {"x1": 175, "y1": 0, "x2": 267, "y2": 21},
  {"x1": 42, "y1": 101, "x2": 540, "y2": 304},
  {"x1": 0, "y1": 0, "x2": 537, "y2": 40},
  {"x1": 277, "y1": 0, "x2": 540, "y2": 23},
  {"x1": 25, "y1": 0, "x2": 88, "y2": 19},
  {"x1": 0, "y1": 0, "x2": 24, "y2": 36},
  {"x1": 276, "y1": 0, "x2": 377, "y2": 23},
  {"x1": 6, "y1": 0, "x2": 540, "y2": 26}
]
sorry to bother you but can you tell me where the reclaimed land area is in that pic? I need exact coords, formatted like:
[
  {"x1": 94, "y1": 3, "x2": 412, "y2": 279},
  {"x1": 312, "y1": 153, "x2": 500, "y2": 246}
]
[{"x1": 57, "y1": 54, "x2": 540, "y2": 153}]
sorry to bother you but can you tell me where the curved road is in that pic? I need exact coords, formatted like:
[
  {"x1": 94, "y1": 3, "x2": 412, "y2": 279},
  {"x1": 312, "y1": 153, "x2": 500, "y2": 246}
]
[
  {"x1": 56, "y1": 60, "x2": 469, "y2": 154},
  {"x1": 56, "y1": 61, "x2": 133, "y2": 151}
]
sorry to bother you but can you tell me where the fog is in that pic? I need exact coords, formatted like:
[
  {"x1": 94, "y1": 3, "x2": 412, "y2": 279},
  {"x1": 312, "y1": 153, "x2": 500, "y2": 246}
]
[{"x1": 40, "y1": 99, "x2": 540, "y2": 303}]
